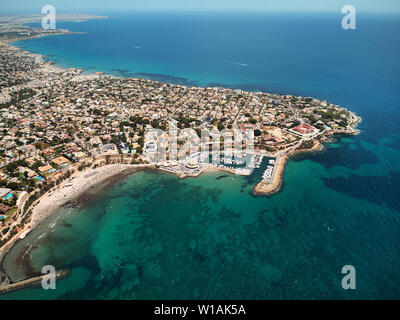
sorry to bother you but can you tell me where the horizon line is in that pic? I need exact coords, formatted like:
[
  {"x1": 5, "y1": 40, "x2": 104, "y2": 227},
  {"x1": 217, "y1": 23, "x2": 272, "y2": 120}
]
[{"x1": 2, "y1": 9, "x2": 400, "y2": 15}]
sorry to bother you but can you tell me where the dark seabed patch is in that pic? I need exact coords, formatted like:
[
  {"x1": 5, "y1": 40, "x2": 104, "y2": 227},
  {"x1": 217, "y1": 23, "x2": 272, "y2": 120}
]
[
  {"x1": 323, "y1": 172, "x2": 400, "y2": 212},
  {"x1": 295, "y1": 137, "x2": 379, "y2": 170},
  {"x1": 385, "y1": 135, "x2": 400, "y2": 151},
  {"x1": 63, "y1": 254, "x2": 102, "y2": 275},
  {"x1": 111, "y1": 68, "x2": 129, "y2": 74}
]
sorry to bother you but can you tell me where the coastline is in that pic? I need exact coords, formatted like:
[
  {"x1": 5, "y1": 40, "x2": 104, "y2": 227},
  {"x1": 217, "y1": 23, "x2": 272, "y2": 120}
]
[
  {"x1": 0, "y1": 162, "x2": 158, "y2": 291},
  {"x1": 1, "y1": 129, "x2": 361, "y2": 283},
  {"x1": 5, "y1": 28, "x2": 126, "y2": 81},
  {"x1": 3, "y1": 38, "x2": 112, "y2": 81},
  {"x1": 252, "y1": 121, "x2": 362, "y2": 197},
  {"x1": 0, "y1": 159, "x2": 236, "y2": 288},
  {"x1": 1, "y1": 31, "x2": 362, "y2": 255},
  {"x1": 0, "y1": 19, "x2": 362, "y2": 292},
  {"x1": 253, "y1": 154, "x2": 288, "y2": 196},
  {"x1": 0, "y1": 164, "x2": 145, "y2": 272}
]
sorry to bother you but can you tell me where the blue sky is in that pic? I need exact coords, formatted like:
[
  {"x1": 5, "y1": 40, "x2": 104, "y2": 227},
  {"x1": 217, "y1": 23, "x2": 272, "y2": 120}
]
[{"x1": 1, "y1": 0, "x2": 399, "y2": 14}]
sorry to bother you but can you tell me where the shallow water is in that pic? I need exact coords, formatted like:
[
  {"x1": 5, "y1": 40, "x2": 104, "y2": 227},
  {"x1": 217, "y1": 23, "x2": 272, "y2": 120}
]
[{"x1": 1, "y1": 152, "x2": 400, "y2": 299}]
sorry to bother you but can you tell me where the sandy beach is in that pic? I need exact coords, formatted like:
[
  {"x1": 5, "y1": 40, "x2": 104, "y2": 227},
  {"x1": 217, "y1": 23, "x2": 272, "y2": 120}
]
[
  {"x1": 0, "y1": 159, "x2": 245, "y2": 293},
  {"x1": 30, "y1": 164, "x2": 140, "y2": 226},
  {"x1": 0, "y1": 163, "x2": 149, "y2": 264},
  {"x1": 0, "y1": 161, "x2": 238, "y2": 265}
]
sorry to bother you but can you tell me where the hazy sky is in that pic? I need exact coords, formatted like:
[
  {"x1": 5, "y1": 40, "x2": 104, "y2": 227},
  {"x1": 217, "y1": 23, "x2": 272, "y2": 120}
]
[{"x1": 1, "y1": 0, "x2": 399, "y2": 14}]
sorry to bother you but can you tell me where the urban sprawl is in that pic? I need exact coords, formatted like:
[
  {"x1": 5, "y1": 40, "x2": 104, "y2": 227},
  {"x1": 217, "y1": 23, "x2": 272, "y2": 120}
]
[{"x1": 0, "y1": 15, "x2": 360, "y2": 250}]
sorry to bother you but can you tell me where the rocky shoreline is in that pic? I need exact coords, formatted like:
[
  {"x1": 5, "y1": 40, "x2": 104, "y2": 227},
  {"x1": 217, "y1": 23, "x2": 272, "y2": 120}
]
[{"x1": 252, "y1": 116, "x2": 361, "y2": 196}]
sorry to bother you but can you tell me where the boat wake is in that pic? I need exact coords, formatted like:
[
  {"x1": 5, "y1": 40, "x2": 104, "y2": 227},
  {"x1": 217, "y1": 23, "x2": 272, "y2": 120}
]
[{"x1": 224, "y1": 60, "x2": 248, "y2": 67}]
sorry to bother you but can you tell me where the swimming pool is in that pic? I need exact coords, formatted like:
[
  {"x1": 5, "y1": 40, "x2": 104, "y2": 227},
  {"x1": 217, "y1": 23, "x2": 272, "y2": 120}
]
[
  {"x1": 3, "y1": 193, "x2": 13, "y2": 200},
  {"x1": 36, "y1": 175, "x2": 44, "y2": 181}
]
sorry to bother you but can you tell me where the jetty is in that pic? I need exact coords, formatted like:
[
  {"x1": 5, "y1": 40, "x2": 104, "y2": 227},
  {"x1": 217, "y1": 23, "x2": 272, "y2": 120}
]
[{"x1": 0, "y1": 269, "x2": 69, "y2": 295}]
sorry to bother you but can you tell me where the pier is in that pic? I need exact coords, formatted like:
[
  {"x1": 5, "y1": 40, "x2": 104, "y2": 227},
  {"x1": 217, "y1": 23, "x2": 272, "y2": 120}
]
[{"x1": 0, "y1": 269, "x2": 69, "y2": 295}]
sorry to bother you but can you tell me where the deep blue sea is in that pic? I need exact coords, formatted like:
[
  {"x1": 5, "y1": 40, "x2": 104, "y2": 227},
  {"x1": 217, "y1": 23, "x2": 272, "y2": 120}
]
[{"x1": 2, "y1": 11, "x2": 400, "y2": 299}]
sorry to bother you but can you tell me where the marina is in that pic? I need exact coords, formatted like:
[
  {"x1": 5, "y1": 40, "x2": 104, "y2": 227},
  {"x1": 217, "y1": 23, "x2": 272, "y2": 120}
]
[{"x1": 261, "y1": 159, "x2": 277, "y2": 182}]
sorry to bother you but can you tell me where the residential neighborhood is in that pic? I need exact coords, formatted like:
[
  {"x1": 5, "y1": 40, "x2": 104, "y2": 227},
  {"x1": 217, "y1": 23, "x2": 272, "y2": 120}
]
[{"x1": 0, "y1": 20, "x2": 360, "y2": 249}]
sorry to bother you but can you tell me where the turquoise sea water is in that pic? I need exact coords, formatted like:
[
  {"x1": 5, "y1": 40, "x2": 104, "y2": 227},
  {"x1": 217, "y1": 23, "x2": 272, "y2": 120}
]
[{"x1": 1, "y1": 12, "x2": 400, "y2": 299}]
